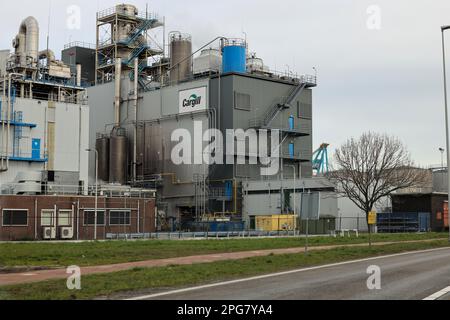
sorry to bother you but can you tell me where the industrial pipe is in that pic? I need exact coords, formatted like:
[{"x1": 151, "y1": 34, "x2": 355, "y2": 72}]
[
  {"x1": 76, "y1": 64, "x2": 82, "y2": 87},
  {"x1": 133, "y1": 58, "x2": 138, "y2": 182},
  {"x1": 16, "y1": 17, "x2": 39, "y2": 67},
  {"x1": 1, "y1": 73, "x2": 23, "y2": 173},
  {"x1": 114, "y1": 58, "x2": 122, "y2": 126}
]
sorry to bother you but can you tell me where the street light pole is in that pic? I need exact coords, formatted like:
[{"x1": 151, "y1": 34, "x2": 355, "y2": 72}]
[
  {"x1": 441, "y1": 25, "x2": 450, "y2": 241},
  {"x1": 439, "y1": 148, "x2": 445, "y2": 190},
  {"x1": 87, "y1": 149, "x2": 98, "y2": 240}
]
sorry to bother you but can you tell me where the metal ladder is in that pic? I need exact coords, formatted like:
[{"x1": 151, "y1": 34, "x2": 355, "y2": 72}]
[
  {"x1": 263, "y1": 82, "x2": 307, "y2": 127},
  {"x1": 118, "y1": 19, "x2": 156, "y2": 46}
]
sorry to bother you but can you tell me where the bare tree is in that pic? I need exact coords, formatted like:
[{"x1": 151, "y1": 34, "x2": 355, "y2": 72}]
[{"x1": 328, "y1": 132, "x2": 428, "y2": 231}]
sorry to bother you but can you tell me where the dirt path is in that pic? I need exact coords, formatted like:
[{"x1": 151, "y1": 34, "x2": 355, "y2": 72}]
[{"x1": 0, "y1": 239, "x2": 446, "y2": 287}]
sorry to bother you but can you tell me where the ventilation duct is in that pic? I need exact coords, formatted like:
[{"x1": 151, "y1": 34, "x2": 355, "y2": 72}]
[{"x1": 13, "y1": 17, "x2": 39, "y2": 66}]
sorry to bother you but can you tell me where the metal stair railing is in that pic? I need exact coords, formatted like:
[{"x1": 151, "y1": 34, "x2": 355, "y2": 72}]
[
  {"x1": 129, "y1": 61, "x2": 148, "y2": 80},
  {"x1": 260, "y1": 82, "x2": 307, "y2": 128},
  {"x1": 138, "y1": 78, "x2": 152, "y2": 91},
  {"x1": 118, "y1": 19, "x2": 156, "y2": 46},
  {"x1": 121, "y1": 38, "x2": 149, "y2": 66}
]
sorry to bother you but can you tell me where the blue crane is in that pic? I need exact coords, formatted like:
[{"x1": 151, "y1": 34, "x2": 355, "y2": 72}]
[{"x1": 312, "y1": 143, "x2": 330, "y2": 175}]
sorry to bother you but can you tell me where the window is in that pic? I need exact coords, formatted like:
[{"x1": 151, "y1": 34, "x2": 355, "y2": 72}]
[
  {"x1": 109, "y1": 210, "x2": 131, "y2": 226},
  {"x1": 41, "y1": 209, "x2": 55, "y2": 226},
  {"x1": 3, "y1": 209, "x2": 28, "y2": 226},
  {"x1": 58, "y1": 210, "x2": 72, "y2": 226},
  {"x1": 297, "y1": 101, "x2": 312, "y2": 119},
  {"x1": 83, "y1": 210, "x2": 105, "y2": 226},
  {"x1": 234, "y1": 92, "x2": 251, "y2": 111}
]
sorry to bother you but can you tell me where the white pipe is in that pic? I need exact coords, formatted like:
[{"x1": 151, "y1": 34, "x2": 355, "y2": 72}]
[
  {"x1": 2, "y1": 73, "x2": 24, "y2": 172},
  {"x1": 17, "y1": 17, "x2": 39, "y2": 66},
  {"x1": 137, "y1": 200, "x2": 140, "y2": 233},
  {"x1": 114, "y1": 58, "x2": 122, "y2": 126},
  {"x1": 34, "y1": 198, "x2": 38, "y2": 240},
  {"x1": 76, "y1": 64, "x2": 82, "y2": 87},
  {"x1": 5, "y1": 77, "x2": 11, "y2": 170},
  {"x1": 1, "y1": 79, "x2": 5, "y2": 170},
  {"x1": 77, "y1": 200, "x2": 80, "y2": 240}
]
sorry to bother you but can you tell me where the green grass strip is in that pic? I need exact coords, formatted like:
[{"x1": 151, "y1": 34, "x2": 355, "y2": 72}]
[
  {"x1": 0, "y1": 233, "x2": 447, "y2": 268},
  {"x1": 1, "y1": 240, "x2": 448, "y2": 300}
]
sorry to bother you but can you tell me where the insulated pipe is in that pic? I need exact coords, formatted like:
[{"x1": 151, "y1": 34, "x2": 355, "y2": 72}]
[
  {"x1": 5, "y1": 77, "x2": 12, "y2": 171},
  {"x1": 114, "y1": 58, "x2": 122, "y2": 126},
  {"x1": 76, "y1": 64, "x2": 82, "y2": 87},
  {"x1": 133, "y1": 58, "x2": 138, "y2": 182},
  {"x1": 1, "y1": 73, "x2": 23, "y2": 172},
  {"x1": 17, "y1": 17, "x2": 39, "y2": 66},
  {"x1": 1, "y1": 79, "x2": 5, "y2": 170}
]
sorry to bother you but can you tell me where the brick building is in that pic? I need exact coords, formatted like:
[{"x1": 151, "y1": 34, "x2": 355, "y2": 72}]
[{"x1": 0, "y1": 195, "x2": 156, "y2": 241}]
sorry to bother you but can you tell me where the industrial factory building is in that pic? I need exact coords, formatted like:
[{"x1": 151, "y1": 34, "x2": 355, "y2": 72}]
[
  {"x1": 85, "y1": 4, "x2": 338, "y2": 231},
  {"x1": 0, "y1": 3, "x2": 339, "y2": 239},
  {"x1": 0, "y1": 16, "x2": 89, "y2": 193},
  {"x1": 0, "y1": 12, "x2": 156, "y2": 240}
]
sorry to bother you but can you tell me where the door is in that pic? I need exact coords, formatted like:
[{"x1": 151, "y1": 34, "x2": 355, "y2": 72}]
[{"x1": 32, "y1": 138, "x2": 41, "y2": 160}]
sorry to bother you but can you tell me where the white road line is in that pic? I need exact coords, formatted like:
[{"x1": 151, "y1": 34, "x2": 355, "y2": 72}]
[
  {"x1": 423, "y1": 286, "x2": 450, "y2": 300},
  {"x1": 126, "y1": 246, "x2": 450, "y2": 300}
]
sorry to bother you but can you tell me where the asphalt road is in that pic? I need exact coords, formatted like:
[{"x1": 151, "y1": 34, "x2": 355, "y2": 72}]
[{"x1": 130, "y1": 247, "x2": 450, "y2": 300}]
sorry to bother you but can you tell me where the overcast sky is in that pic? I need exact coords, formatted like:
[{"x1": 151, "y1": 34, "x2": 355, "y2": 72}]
[{"x1": 1, "y1": 0, "x2": 449, "y2": 167}]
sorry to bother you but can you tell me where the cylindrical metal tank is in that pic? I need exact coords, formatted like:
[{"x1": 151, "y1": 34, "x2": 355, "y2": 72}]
[
  {"x1": 109, "y1": 127, "x2": 128, "y2": 185},
  {"x1": 222, "y1": 39, "x2": 246, "y2": 74},
  {"x1": 96, "y1": 134, "x2": 110, "y2": 182},
  {"x1": 115, "y1": 4, "x2": 138, "y2": 17},
  {"x1": 169, "y1": 32, "x2": 192, "y2": 83}
]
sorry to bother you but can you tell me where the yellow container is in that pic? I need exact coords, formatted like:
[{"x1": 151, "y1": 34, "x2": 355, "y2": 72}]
[{"x1": 255, "y1": 215, "x2": 297, "y2": 231}]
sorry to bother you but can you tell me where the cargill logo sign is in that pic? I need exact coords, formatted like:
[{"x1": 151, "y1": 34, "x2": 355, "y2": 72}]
[
  {"x1": 179, "y1": 87, "x2": 207, "y2": 113},
  {"x1": 183, "y1": 94, "x2": 202, "y2": 108}
]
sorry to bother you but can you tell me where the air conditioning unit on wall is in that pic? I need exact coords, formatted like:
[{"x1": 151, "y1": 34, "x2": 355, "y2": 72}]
[
  {"x1": 60, "y1": 227, "x2": 74, "y2": 239},
  {"x1": 43, "y1": 227, "x2": 56, "y2": 240}
]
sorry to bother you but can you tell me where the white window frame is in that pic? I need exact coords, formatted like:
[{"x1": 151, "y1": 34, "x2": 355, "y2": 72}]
[
  {"x1": 58, "y1": 209, "x2": 73, "y2": 227},
  {"x1": 109, "y1": 210, "x2": 132, "y2": 226},
  {"x1": 2, "y1": 209, "x2": 29, "y2": 227},
  {"x1": 41, "y1": 209, "x2": 55, "y2": 227}
]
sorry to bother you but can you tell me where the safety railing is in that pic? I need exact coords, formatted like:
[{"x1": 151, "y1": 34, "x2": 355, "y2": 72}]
[
  {"x1": 97, "y1": 6, "x2": 159, "y2": 22},
  {"x1": 64, "y1": 42, "x2": 96, "y2": 50},
  {"x1": 0, "y1": 183, "x2": 156, "y2": 198}
]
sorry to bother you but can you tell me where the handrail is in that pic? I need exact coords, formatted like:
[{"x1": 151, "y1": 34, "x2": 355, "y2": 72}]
[
  {"x1": 64, "y1": 42, "x2": 96, "y2": 50},
  {"x1": 97, "y1": 6, "x2": 159, "y2": 22}
]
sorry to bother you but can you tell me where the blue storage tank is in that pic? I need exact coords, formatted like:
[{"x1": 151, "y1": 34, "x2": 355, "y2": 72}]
[
  {"x1": 289, "y1": 143, "x2": 295, "y2": 159},
  {"x1": 289, "y1": 115, "x2": 295, "y2": 130},
  {"x1": 222, "y1": 39, "x2": 246, "y2": 73}
]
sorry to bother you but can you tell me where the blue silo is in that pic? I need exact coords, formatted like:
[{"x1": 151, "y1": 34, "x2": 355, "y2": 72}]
[{"x1": 222, "y1": 39, "x2": 246, "y2": 73}]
